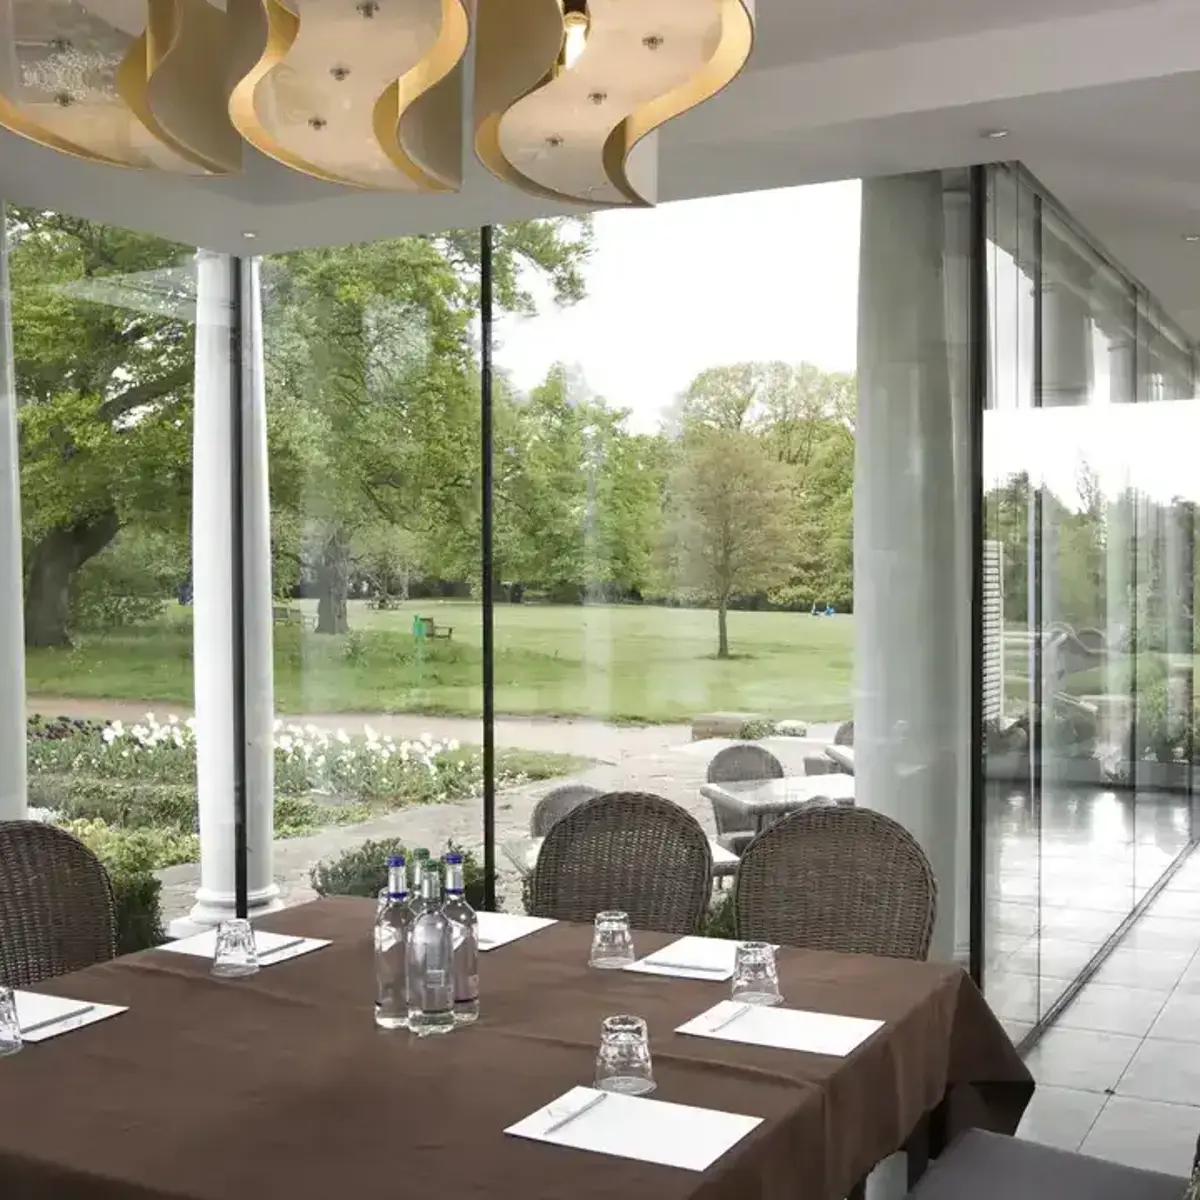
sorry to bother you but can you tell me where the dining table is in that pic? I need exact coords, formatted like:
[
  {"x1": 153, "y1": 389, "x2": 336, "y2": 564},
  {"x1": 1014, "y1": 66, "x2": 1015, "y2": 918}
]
[
  {"x1": 701, "y1": 773, "x2": 857, "y2": 835},
  {"x1": 0, "y1": 897, "x2": 1032, "y2": 1200}
]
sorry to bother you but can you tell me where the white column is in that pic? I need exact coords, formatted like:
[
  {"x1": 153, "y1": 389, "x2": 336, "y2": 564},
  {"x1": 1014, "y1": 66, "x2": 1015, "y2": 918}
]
[
  {"x1": 0, "y1": 204, "x2": 26, "y2": 820},
  {"x1": 172, "y1": 251, "x2": 279, "y2": 936},
  {"x1": 855, "y1": 173, "x2": 971, "y2": 963}
]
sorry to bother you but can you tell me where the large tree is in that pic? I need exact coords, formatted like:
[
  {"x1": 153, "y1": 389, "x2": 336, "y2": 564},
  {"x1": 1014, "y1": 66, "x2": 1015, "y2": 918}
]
[
  {"x1": 661, "y1": 428, "x2": 795, "y2": 658},
  {"x1": 10, "y1": 211, "x2": 194, "y2": 646}
]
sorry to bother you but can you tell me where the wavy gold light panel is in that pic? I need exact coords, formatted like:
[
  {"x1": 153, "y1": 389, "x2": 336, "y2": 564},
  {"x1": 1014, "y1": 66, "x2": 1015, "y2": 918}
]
[
  {"x1": 474, "y1": 0, "x2": 754, "y2": 206},
  {"x1": 0, "y1": 0, "x2": 239, "y2": 174},
  {"x1": 227, "y1": 0, "x2": 467, "y2": 191}
]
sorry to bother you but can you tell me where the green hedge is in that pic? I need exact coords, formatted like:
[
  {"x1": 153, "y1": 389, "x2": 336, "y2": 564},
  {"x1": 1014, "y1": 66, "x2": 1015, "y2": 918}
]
[
  {"x1": 110, "y1": 871, "x2": 165, "y2": 954},
  {"x1": 311, "y1": 838, "x2": 493, "y2": 911}
]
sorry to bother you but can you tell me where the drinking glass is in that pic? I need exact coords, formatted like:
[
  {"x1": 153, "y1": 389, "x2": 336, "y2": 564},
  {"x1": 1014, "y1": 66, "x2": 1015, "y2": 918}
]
[
  {"x1": 589, "y1": 911, "x2": 635, "y2": 969},
  {"x1": 594, "y1": 1015, "x2": 655, "y2": 1095},
  {"x1": 0, "y1": 987, "x2": 22, "y2": 1057},
  {"x1": 731, "y1": 941, "x2": 782, "y2": 1005},
  {"x1": 212, "y1": 919, "x2": 260, "y2": 978}
]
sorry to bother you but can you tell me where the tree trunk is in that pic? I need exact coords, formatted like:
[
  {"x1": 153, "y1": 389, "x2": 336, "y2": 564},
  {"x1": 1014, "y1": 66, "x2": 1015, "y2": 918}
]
[
  {"x1": 316, "y1": 527, "x2": 351, "y2": 635},
  {"x1": 23, "y1": 511, "x2": 121, "y2": 647},
  {"x1": 717, "y1": 601, "x2": 730, "y2": 659}
]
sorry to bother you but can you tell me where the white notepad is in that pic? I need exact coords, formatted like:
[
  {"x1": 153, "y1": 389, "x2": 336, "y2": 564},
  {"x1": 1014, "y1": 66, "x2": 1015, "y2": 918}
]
[
  {"x1": 14, "y1": 991, "x2": 127, "y2": 1043},
  {"x1": 159, "y1": 929, "x2": 330, "y2": 965},
  {"x1": 477, "y1": 911, "x2": 556, "y2": 951},
  {"x1": 624, "y1": 936, "x2": 737, "y2": 981},
  {"x1": 677, "y1": 1000, "x2": 883, "y2": 1057},
  {"x1": 506, "y1": 1086, "x2": 762, "y2": 1171}
]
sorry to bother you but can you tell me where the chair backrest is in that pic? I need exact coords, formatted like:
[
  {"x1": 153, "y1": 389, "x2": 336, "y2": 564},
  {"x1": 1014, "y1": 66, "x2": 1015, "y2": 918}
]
[
  {"x1": 706, "y1": 744, "x2": 785, "y2": 785},
  {"x1": 0, "y1": 821, "x2": 117, "y2": 987},
  {"x1": 529, "y1": 783, "x2": 605, "y2": 837},
  {"x1": 834, "y1": 721, "x2": 854, "y2": 746},
  {"x1": 528, "y1": 792, "x2": 713, "y2": 934},
  {"x1": 735, "y1": 807, "x2": 936, "y2": 960}
]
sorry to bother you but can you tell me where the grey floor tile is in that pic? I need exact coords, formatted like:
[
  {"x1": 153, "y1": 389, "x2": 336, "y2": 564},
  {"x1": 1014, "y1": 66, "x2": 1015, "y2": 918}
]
[
  {"x1": 1056, "y1": 981, "x2": 1170, "y2": 1037},
  {"x1": 1151, "y1": 991, "x2": 1200, "y2": 1043},
  {"x1": 1121, "y1": 916, "x2": 1200, "y2": 954},
  {"x1": 1080, "y1": 1095, "x2": 1200, "y2": 1176},
  {"x1": 1151, "y1": 890, "x2": 1200, "y2": 922},
  {"x1": 1092, "y1": 946, "x2": 1195, "y2": 991},
  {"x1": 1016, "y1": 1085, "x2": 1106, "y2": 1152},
  {"x1": 1117, "y1": 1037, "x2": 1200, "y2": 1106},
  {"x1": 1024, "y1": 1027, "x2": 1143, "y2": 1093}
]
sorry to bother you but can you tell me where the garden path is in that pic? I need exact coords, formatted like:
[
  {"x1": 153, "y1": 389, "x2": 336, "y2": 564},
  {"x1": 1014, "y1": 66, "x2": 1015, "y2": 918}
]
[{"x1": 154, "y1": 733, "x2": 834, "y2": 924}]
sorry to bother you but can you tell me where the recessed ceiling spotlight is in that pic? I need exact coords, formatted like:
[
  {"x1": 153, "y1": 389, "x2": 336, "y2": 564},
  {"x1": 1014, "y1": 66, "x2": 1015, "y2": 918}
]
[
  {"x1": 242, "y1": 231, "x2": 257, "y2": 240},
  {"x1": 982, "y1": 128, "x2": 1010, "y2": 140},
  {"x1": 1184, "y1": 234, "x2": 1200, "y2": 243}
]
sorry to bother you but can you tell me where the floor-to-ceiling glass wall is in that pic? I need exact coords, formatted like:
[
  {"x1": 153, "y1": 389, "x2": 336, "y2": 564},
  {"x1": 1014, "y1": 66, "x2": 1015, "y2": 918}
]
[
  {"x1": 7, "y1": 205, "x2": 200, "y2": 952},
  {"x1": 983, "y1": 164, "x2": 1197, "y2": 1041},
  {"x1": 257, "y1": 234, "x2": 490, "y2": 911}
]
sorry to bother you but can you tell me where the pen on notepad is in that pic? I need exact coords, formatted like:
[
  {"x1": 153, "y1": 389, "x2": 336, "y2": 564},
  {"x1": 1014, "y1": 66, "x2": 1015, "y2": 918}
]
[
  {"x1": 640, "y1": 959, "x2": 729, "y2": 974},
  {"x1": 256, "y1": 937, "x2": 307, "y2": 959},
  {"x1": 544, "y1": 1092, "x2": 607, "y2": 1135},
  {"x1": 20, "y1": 1005, "x2": 96, "y2": 1035},
  {"x1": 708, "y1": 1003, "x2": 751, "y2": 1033}
]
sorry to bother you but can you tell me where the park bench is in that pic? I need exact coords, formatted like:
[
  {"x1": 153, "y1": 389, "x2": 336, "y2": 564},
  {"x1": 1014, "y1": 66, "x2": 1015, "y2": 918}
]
[
  {"x1": 272, "y1": 604, "x2": 315, "y2": 632},
  {"x1": 414, "y1": 615, "x2": 453, "y2": 641}
]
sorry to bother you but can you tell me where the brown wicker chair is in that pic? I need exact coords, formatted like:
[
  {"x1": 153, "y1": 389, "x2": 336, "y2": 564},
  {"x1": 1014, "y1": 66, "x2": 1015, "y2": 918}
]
[
  {"x1": 706, "y1": 744, "x2": 785, "y2": 856},
  {"x1": 0, "y1": 820, "x2": 117, "y2": 987},
  {"x1": 834, "y1": 720, "x2": 855, "y2": 746},
  {"x1": 529, "y1": 782, "x2": 605, "y2": 838},
  {"x1": 527, "y1": 792, "x2": 713, "y2": 934},
  {"x1": 735, "y1": 807, "x2": 936, "y2": 959}
]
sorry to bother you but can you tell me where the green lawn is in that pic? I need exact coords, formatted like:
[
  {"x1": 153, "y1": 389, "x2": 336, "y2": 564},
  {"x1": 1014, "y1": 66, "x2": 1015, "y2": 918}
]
[{"x1": 26, "y1": 600, "x2": 855, "y2": 724}]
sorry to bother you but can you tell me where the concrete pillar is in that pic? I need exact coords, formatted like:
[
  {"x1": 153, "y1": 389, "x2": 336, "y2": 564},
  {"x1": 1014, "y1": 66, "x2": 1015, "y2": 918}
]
[
  {"x1": 855, "y1": 172, "x2": 970, "y2": 962},
  {"x1": 1041, "y1": 281, "x2": 1092, "y2": 408},
  {"x1": 0, "y1": 204, "x2": 26, "y2": 820},
  {"x1": 171, "y1": 252, "x2": 279, "y2": 936}
]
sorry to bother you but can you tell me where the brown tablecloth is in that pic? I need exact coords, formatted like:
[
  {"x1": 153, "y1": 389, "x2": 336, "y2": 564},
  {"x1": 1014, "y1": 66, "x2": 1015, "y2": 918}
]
[{"x1": 0, "y1": 898, "x2": 1032, "y2": 1200}]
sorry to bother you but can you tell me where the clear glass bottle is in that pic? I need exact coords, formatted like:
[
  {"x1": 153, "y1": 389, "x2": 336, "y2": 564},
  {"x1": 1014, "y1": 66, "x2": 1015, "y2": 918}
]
[
  {"x1": 374, "y1": 854, "x2": 412, "y2": 1030},
  {"x1": 409, "y1": 847, "x2": 431, "y2": 898},
  {"x1": 406, "y1": 862, "x2": 455, "y2": 1037},
  {"x1": 443, "y1": 852, "x2": 479, "y2": 1024}
]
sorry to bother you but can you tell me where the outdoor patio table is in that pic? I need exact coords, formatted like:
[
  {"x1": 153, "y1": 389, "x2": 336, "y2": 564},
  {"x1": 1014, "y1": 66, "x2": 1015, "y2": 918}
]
[
  {"x1": 0, "y1": 897, "x2": 1031, "y2": 1200},
  {"x1": 700, "y1": 774, "x2": 857, "y2": 835},
  {"x1": 824, "y1": 745, "x2": 856, "y2": 775}
]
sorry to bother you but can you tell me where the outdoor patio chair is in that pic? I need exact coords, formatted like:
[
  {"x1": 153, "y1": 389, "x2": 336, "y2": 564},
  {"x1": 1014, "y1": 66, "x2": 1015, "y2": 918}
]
[
  {"x1": 706, "y1": 744, "x2": 785, "y2": 856},
  {"x1": 735, "y1": 807, "x2": 937, "y2": 959},
  {"x1": 527, "y1": 792, "x2": 712, "y2": 934},
  {"x1": 834, "y1": 720, "x2": 855, "y2": 745},
  {"x1": 904, "y1": 1127, "x2": 1195, "y2": 1200},
  {"x1": 529, "y1": 782, "x2": 605, "y2": 837},
  {"x1": 0, "y1": 820, "x2": 117, "y2": 988}
]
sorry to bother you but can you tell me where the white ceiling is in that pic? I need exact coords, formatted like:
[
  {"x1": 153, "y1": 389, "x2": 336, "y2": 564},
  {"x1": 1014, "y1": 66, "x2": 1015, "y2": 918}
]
[{"x1": 4, "y1": 0, "x2": 1200, "y2": 336}]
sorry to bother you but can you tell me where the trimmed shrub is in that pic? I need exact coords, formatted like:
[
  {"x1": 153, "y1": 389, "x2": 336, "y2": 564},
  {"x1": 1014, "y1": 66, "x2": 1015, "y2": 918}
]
[
  {"x1": 110, "y1": 871, "x2": 166, "y2": 953},
  {"x1": 311, "y1": 838, "x2": 493, "y2": 910}
]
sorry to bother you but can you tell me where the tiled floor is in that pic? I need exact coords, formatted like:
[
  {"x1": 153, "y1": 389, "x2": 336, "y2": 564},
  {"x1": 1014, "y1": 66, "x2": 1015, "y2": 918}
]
[{"x1": 1012, "y1": 844, "x2": 1200, "y2": 1176}]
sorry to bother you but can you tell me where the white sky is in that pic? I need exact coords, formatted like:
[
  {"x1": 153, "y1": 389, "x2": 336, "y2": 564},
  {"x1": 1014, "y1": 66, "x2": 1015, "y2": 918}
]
[
  {"x1": 493, "y1": 178, "x2": 1200, "y2": 506},
  {"x1": 494, "y1": 181, "x2": 862, "y2": 433}
]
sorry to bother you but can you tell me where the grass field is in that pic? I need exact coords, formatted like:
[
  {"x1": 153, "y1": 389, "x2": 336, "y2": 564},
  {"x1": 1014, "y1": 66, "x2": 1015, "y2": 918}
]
[{"x1": 25, "y1": 600, "x2": 856, "y2": 725}]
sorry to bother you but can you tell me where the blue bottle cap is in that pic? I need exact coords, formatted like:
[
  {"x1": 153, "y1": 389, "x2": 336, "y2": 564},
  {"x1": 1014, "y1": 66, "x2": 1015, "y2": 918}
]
[
  {"x1": 444, "y1": 852, "x2": 463, "y2": 865},
  {"x1": 386, "y1": 853, "x2": 406, "y2": 867}
]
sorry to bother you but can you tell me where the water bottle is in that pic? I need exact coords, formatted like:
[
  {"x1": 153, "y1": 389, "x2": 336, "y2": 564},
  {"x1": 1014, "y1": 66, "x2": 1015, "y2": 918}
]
[
  {"x1": 443, "y1": 852, "x2": 479, "y2": 1024},
  {"x1": 406, "y1": 862, "x2": 455, "y2": 1037},
  {"x1": 409, "y1": 847, "x2": 431, "y2": 895},
  {"x1": 374, "y1": 854, "x2": 412, "y2": 1030}
]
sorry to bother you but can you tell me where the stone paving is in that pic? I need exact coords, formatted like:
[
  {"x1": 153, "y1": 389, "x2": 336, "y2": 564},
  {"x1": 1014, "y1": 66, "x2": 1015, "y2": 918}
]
[{"x1": 156, "y1": 725, "x2": 836, "y2": 923}]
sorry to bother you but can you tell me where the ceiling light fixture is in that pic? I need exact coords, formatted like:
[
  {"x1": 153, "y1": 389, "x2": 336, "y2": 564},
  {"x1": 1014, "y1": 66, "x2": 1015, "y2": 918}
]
[
  {"x1": 0, "y1": 0, "x2": 755, "y2": 206},
  {"x1": 983, "y1": 128, "x2": 1010, "y2": 140},
  {"x1": 242, "y1": 231, "x2": 258, "y2": 239},
  {"x1": 1184, "y1": 234, "x2": 1200, "y2": 243}
]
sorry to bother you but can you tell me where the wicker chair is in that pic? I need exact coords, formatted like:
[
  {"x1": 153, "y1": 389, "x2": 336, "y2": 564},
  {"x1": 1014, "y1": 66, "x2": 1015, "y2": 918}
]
[
  {"x1": 527, "y1": 792, "x2": 712, "y2": 934},
  {"x1": 706, "y1": 744, "x2": 785, "y2": 856},
  {"x1": 834, "y1": 720, "x2": 855, "y2": 746},
  {"x1": 735, "y1": 807, "x2": 937, "y2": 959},
  {"x1": 529, "y1": 782, "x2": 605, "y2": 837},
  {"x1": 0, "y1": 820, "x2": 117, "y2": 987}
]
